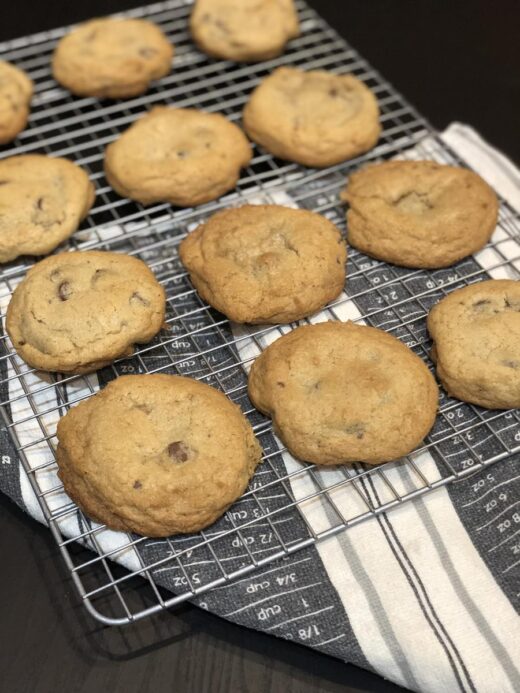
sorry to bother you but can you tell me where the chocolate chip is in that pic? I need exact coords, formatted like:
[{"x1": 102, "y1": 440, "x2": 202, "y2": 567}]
[
  {"x1": 177, "y1": 150, "x2": 189, "y2": 159},
  {"x1": 0, "y1": 180, "x2": 10, "y2": 186},
  {"x1": 344, "y1": 423, "x2": 365, "y2": 439},
  {"x1": 134, "y1": 402, "x2": 152, "y2": 414},
  {"x1": 504, "y1": 298, "x2": 520, "y2": 310},
  {"x1": 91, "y1": 268, "x2": 107, "y2": 286},
  {"x1": 167, "y1": 441, "x2": 190, "y2": 463},
  {"x1": 58, "y1": 281, "x2": 72, "y2": 301},
  {"x1": 31, "y1": 195, "x2": 56, "y2": 229},
  {"x1": 133, "y1": 480, "x2": 142, "y2": 489},
  {"x1": 329, "y1": 88, "x2": 338, "y2": 97},
  {"x1": 139, "y1": 47, "x2": 158, "y2": 58},
  {"x1": 276, "y1": 381, "x2": 286, "y2": 388},
  {"x1": 130, "y1": 292, "x2": 150, "y2": 307},
  {"x1": 214, "y1": 18, "x2": 230, "y2": 34}
]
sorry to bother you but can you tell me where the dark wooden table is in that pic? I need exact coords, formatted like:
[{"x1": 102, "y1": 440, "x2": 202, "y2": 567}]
[{"x1": 1, "y1": 2, "x2": 518, "y2": 692}]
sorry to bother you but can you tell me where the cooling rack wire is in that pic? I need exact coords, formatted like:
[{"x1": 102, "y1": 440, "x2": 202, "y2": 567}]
[{"x1": 0, "y1": 0, "x2": 518, "y2": 624}]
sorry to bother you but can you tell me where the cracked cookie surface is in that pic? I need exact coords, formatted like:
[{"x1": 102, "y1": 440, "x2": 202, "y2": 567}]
[
  {"x1": 248, "y1": 321, "x2": 438, "y2": 465},
  {"x1": 179, "y1": 205, "x2": 347, "y2": 323},
  {"x1": 190, "y1": 0, "x2": 299, "y2": 62},
  {"x1": 56, "y1": 374, "x2": 262, "y2": 536},
  {"x1": 427, "y1": 279, "x2": 520, "y2": 409},
  {"x1": 243, "y1": 67, "x2": 380, "y2": 167},
  {"x1": 0, "y1": 61, "x2": 33, "y2": 144},
  {"x1": 105, "y1": 106, "x2": 252, "y2": 207},
  {"x1": 0, "y1": 155, "x2": 95, "y2": 263},
  {"x1": 52, "y1": 18, "x2": 174, "y2": 99},
  {"x1": 7, "y1": 250, "x2": 166, "y2": 374},
  {"x1": 341, "y1": 160, "x2": 498, "y2": 268}
]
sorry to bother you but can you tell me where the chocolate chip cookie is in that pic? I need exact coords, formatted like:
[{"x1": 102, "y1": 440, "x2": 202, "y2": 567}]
[
  {"x1": 0, "y1": 155, "x2": 95, "y2": 263},
  {"x1": 180, "y1": 204, "x2": 347, "y2": 323},
  {"x1": 56, "y1": 374, "x2": 262, "y2": 536},
  {"x1": 0, "y1": 60, "x2": 33, "y2": 144},
  {"x1": 248, "y1": 322, "x2": 438, "y2": 465},
  {"x1": 104, "y1": 106, "x2": 252, "y2": 207},
  {"x1": 7, "y1": 251, "x2": 166, "y2": 374},
  {"x1": 428, "y1": 279, "x2": 520, "y2": 409},
  {"x1": 243, "y1": 67, "x2": 380, "y2": 167},
  {"x1": 52, "y1": 17, "x2": 174, "y2": 99},
  {"x1": 190, "y1": 0, "x2": 299, "y2": 62},
  {"x1": 341, "y1": 160, "x2": 499, "y2": 269}
]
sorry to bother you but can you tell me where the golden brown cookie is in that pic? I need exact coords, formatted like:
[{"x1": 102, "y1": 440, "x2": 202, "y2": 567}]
[
  {"x1": 341, "y1": 160, "x2": 499, "y2": 269},
  {"x1": 52, "y1": 17, "x2": 174, "y2": 99},
  {"x1": 248, "y1": 321, "x2": 438, "y2": 465},
  {"x1": 190, "y1": 0, "x2": 299, "y2": 62},
  {"x1": 56, "y1": 374, "x2": 262, "y2": 536},
  {"x1": 0, "y1": 155, "x2": 95, "y2": 263},
  {"x1": 104, "y1": 106, "x2": 252, "y2": 207},
  {"x1": 0, "y1": 60, "x2": 33, "y2": 144},
  {"x1": 6, "y1": 251, "x2": 166, "y2": 374},
  {"x1": 179, "y1": 205, "x2": 347, "y2": 323},
  {"x1": 243, "y1": 67, "x2": 380, "y2": 167},
  {"x1": 427, "y1": 279, "x2": 520, "y2": 409}
]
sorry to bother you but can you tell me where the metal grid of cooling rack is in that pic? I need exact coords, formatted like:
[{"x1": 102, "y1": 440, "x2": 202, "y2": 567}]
[{"x1": 0, "y1": 0, "x2": 519, "y2": 626}]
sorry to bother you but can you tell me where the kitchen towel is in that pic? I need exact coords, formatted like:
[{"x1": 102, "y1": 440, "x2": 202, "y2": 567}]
[{"x1": 0, "y1": 124, "x2": 519, "y2": 693}]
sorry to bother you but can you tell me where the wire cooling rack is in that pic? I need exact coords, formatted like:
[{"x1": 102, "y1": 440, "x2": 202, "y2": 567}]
[{"x1": 0, "y1": 0, "x2": 519, "y2": 626}]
